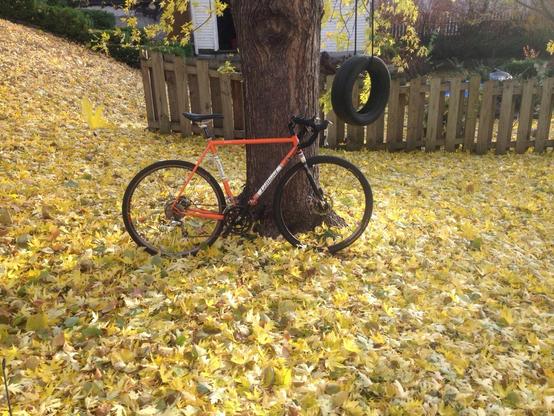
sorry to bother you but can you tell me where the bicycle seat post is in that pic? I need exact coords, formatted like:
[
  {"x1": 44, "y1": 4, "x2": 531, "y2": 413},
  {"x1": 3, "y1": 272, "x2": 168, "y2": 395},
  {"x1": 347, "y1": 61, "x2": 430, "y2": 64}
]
[{"x1": 198, "y1": 122, "x2": 214, "y2": 140}]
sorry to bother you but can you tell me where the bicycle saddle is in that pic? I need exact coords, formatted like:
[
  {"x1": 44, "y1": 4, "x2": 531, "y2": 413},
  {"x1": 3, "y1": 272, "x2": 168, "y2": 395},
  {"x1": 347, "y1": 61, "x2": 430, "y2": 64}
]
[{"x1": 183, "y1": 112, "x2": 224, "y2": 122}]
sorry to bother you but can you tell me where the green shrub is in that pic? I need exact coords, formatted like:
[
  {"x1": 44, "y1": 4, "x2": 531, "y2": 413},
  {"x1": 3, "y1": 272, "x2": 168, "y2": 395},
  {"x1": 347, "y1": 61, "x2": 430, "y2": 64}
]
[
  {"x1": 90, "y1": 27, "x2": 194, "y2": 68},
  {"x1": 149, "y1": 43, "x2": 194, "y2": 57},
  {"x1": 0, "y1": 0, "x2": 93, "y2": 42},
  {"x1": 107, "y1": 43, "x2": 141, "y2": 68},
  {"x1": 0, "y1": 0, "x2": 41, "y2": 21},
  {"x1": 2, "y1": 3, "x2": 194, "y2": 69},
  {"x1": 430, "y1": 20, "x2": 552, "y2": 61},
  {"x1": 501, "y1": 59, "x2": 538, "y2": 78},
  {"x1": 44, "y1": 0, "x2": 83, "y2": 6},
  {"x1": 82, "y1": 9, "x2": 116, "y2": 30},
  {"x1": 35, "y1": 4, "x2": 93, "y2": 42},
  {"x1": 500, "y1": 59, "x2": 554, "y2": 79}
]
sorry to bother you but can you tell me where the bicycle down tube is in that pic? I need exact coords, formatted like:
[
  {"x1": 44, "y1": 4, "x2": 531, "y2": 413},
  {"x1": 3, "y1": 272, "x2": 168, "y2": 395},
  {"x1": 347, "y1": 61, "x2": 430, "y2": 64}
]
[{"x1": 172, "y1": 136, "x2": 300, "y2": 220}]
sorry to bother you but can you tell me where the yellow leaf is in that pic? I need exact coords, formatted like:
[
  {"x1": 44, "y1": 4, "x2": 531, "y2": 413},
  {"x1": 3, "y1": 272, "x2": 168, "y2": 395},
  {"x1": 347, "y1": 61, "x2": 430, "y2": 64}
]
[
  {"x1": 460, "y1": 221, "x2": 477, "y2": 240},
  {"x1": 371, "y1": 332, "x2": 386, "y2": 345},
  {"x1": 81, "y1": 97, "x2": 110, "y2": 129},
  {"x1": 276, "y1": 367, "x2": 292, "y2": 387},
  {"x1": 343, "y1": 338, "x2": 360, "y2": 354},
  {"x1": 343, "y1": 399, "x2": 364, "y2": 416},
  {"x1": 26, "y1": 313, "x2": 48, "y2": 331},
  {"x1": 500, "y1": 306, "x2": 514, "y2": 326},
  {"x1": 230, "y1": 350, "x2": 248, "y2": 365}
]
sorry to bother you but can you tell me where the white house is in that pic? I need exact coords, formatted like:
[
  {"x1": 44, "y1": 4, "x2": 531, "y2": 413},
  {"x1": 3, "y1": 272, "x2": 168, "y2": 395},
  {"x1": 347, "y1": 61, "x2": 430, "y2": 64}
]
[{"x1": 190, "y1": 0, "x2": 369, "y2": 55}]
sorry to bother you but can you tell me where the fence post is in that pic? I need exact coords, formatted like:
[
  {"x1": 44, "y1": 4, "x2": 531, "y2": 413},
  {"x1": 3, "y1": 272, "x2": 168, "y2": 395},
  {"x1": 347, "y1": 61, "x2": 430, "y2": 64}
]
[
  {"x1": 515, "y1": 78, "x2": 536, "y2": 154},
  {"x1": 346, "y1": 80, "x2": 364, "y2": 150},
  {"x1": 425, "y1": 77, "x2": 442, "y2": 152},
  {"x1": 174, "y1": 56, "x2": 192, "y2": 136},
  {"x1": 139, "y1": 50, "x2": 157, "y2": 130},
  {"x1": 164, "y1": 54, "x2": 180, "y2": 129},
  {"x1": 220, "y1": 74, "x2": 234, "y2": 139},
  {"x1": 445, "y1": 77, "x2": 462, "y2": 151},
  {"x1": 464, "y1": 75, "x2": 481, "y2": 152},
  {"x1": 386, "y1": 79, "x2": 402, "y2": 151},
  {"x1": 406, "y1": 77, "x2": 423, "y2": 150},
  {"x1": 151, "y1": 51, "x2": 170, "y2": 133},
  {"x1": 366, "y1": 111, "x2": 385, "y2": 150},
  {"x1": 496, "y1": 80, "x2": 515, "y2": 154},
  {"x1": 196, "y1": 59, "x2": 212, "y2": 114},
  {"x1": 535, "y1": 77, "x2": 554, "y2": 153},
  {"x1": 210, "y1": 77, "x2": 223, "y2": 129},
  {"x1": 475, "y1": 80, "x2": 496, "y2": 155}
]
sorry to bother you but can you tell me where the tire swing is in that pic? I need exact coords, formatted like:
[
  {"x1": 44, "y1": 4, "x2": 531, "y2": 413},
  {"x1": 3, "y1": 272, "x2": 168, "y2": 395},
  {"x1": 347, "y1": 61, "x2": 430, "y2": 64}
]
[{"x1": 331, "y1": 0, "x2": 391, "y2": 126}]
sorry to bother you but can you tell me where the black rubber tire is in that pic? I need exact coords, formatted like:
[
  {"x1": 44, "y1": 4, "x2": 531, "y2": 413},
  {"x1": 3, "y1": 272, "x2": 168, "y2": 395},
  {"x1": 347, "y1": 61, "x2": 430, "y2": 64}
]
[
  {"x1": 122, "y1": 160, "x2": 225, "y2": 257},
  {"x1": 331, "y1": 55, "x2": 391, "y2": 126},
  {"x1": 273, "y1": 155, "x2": 373, "y2": 253}
]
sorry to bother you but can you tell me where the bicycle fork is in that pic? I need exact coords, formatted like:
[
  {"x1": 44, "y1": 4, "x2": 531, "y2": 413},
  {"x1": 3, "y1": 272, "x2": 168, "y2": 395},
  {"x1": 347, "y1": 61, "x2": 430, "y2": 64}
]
[{"x1": 298, "y1": 151, "x2": 324, "y2": 199}]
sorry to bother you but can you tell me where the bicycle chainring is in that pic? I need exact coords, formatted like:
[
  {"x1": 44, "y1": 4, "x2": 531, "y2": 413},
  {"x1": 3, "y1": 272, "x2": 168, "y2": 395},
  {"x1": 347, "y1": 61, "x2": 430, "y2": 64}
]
[{"x1": 222, "y1": 205, "x2": 254, "y2": 236}]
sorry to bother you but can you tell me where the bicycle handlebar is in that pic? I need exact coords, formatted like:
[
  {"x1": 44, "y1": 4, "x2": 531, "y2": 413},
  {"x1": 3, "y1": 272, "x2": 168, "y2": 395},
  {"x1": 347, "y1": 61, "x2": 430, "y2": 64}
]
[{"x1": 288, "y1": 116, "x2": 329, "y2": 149}]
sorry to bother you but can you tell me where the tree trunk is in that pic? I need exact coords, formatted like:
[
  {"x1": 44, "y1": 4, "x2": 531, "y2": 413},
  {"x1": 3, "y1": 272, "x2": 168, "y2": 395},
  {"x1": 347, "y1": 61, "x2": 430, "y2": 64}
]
[{"x1": 230, "y1": 0, "x2": 324, "y2": 235}]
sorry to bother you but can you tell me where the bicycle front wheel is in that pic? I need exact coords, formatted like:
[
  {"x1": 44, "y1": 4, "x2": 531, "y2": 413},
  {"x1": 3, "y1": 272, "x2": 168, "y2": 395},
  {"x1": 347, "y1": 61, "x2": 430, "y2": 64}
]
[
  {"x1": 122, "y1": 160, "x2": 225, "y2": 257},
  {"x1": 273, "y1": 155, "x2": 373, "y2": 253}
]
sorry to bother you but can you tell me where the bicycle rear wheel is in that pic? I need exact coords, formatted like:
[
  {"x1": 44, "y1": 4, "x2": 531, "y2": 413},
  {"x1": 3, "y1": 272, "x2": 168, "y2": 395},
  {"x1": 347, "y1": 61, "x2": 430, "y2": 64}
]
[
  {"x1": 273, "y1": 155, "x2": 372, "y2": 253},
  {"x1": 122, "y1": 160, "x2": 225, "y2": 257}
]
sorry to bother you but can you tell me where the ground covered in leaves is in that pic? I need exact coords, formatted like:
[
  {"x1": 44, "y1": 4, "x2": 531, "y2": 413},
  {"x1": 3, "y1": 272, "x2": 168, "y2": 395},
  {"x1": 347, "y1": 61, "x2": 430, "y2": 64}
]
[{"x1": 1, "y1": 19, "x2": 554, "y2": 416}]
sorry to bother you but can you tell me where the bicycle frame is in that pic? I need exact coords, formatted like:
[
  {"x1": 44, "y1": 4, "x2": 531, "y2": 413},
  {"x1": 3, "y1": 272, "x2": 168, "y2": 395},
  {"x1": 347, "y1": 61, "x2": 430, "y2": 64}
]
[{"x1": 172, "y1": 135, "x2": 302, "y2": 221}]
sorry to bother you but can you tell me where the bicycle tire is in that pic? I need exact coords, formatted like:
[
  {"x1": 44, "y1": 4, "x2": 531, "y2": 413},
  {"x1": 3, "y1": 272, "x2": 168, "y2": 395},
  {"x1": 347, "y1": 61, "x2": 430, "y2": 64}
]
[
  {"x1": 122, "y1": 160, "x2": 225, "y2": 257},
  {"x1": 273, "y1": 155, "x2": 373, "y2": 253}
]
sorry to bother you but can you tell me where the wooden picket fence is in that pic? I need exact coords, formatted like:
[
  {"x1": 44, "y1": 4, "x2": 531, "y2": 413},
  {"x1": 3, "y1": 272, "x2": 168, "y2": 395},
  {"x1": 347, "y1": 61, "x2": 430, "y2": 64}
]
[{"x1": 140, "y1": 50, "x2": 554, "y2": 154}]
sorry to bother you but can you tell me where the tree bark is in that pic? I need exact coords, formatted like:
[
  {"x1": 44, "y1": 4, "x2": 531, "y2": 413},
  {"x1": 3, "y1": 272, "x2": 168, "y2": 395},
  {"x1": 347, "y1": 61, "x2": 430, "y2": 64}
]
[{"x1": 230, "y1": 0, "x2": 324, "y2": 235}]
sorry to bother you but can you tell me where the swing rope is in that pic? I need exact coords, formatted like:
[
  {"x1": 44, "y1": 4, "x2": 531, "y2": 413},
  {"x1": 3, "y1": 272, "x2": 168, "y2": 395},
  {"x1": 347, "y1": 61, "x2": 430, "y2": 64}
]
[
  {"x1": 371, "y1": 0, "x2": 375, "y2": 57},
  {"x1": 353, "y1": 0, "x2": 375, "y2": 58},
  {"x1": 354, "y1": 0, "x2": 358, "y2": 55}
]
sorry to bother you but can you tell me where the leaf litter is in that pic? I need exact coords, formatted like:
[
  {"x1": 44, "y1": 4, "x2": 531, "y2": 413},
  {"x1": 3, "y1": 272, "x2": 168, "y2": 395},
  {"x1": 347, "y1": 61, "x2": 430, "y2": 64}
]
[{"x1": 1, "y1": 19, "x2": 554, "y2": 415}]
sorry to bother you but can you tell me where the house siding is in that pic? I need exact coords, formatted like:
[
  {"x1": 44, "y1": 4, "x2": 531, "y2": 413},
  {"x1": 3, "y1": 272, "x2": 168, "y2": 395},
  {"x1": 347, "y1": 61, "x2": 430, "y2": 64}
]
[{"x1": 191, "y1": 0, "x2": 219, "y2": 53}]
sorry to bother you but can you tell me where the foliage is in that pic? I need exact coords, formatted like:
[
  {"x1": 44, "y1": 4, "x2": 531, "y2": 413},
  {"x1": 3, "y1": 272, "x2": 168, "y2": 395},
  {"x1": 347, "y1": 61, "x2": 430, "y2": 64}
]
[
  {"x1": 1, "y1": 19, "x2": 554, "y2": 415},
  {"x1": 82, "y1": 8, "x2": 116, "y2": 30},
  {"x1": 217, "y1": 60, "x2": 238, "y2": 74},
  {"x1": 0, "y1": 0, "x2": 102, "y2": 42},
  {"x1": 148, "y1": 42, "x2": 194, "y2": 57},
  {"x1": 89, "y1": 27, "x2": 193, "y2": 68},
  {"x1": 320, "y1": 0, "x2": 427, "y2": 72},
  {"x1": 430, "y1": 19, "x2": 552, "y2": 61},
  {"x1": 500, "y1": 58, "x2": 554, "y2": 79},
  {"x1": 0, "y1": 0, "x2": 40, "y2": 21},
  {"x1": 44, "y1": 0, "x2": 82, "y2": 6},
  {"x1": 118, "y1": 0, "x2": 426, "y2": 73},
  {"x1": 121, "y1": 0, "x2": 228, "y2": 46},
  {"x1": 36, "y1": 3, "x2": 94, "y2": 42},
  {"x1": 548, "y1": 40, "x2": 554, "y2": 55}
]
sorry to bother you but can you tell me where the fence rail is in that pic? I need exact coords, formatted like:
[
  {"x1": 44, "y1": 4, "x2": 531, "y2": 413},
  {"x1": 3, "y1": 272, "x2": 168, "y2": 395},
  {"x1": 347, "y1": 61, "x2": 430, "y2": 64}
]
[{"x1": 140, "y1": 50, "x2": 554, "y2": 154}]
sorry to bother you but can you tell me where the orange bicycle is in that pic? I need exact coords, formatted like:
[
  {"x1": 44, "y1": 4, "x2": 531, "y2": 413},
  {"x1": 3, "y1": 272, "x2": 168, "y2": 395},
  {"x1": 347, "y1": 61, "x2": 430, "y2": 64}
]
[{"x1": 122, "y1": 113, "x2": 373, "y2": 256}]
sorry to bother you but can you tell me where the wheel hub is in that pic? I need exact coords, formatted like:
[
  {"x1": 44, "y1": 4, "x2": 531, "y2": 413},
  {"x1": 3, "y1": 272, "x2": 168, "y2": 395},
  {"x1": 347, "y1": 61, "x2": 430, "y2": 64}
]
[
  {"x1": 164, "y1": 196, "x2": 191, "y2": 220},
  {"x1": 310, "y1": 195, "x2": 333, "y2": 215}
]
